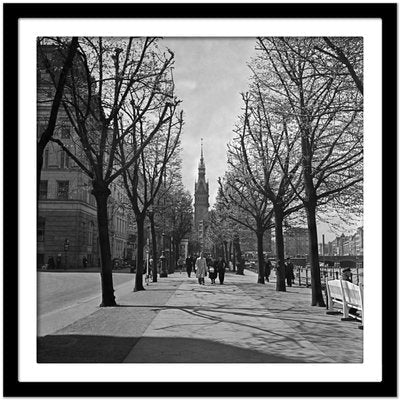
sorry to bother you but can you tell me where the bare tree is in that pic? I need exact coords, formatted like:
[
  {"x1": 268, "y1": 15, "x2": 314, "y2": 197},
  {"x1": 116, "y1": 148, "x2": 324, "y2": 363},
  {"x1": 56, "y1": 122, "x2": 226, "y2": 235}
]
[
  {"x1": 237, "y1": 92, "x2": 303, "y2": 291},
  {"x1": 218, "y1": 149, "x2": 274, "y2": 283},
  {"x1": 47, "y1": 37, "x2": 176, "y2": 306},
  {"x1": 119, "y1": 98, "x2": 183, "y2": 291},
  {"x1": 315, "y1": 37, "x2": 364, "y2": 96},
  {"x1": 208, "y1": 188, "x2": 235, "y2": 262},
  {"x1": 256, "y1": 37, "x2": 363, "y2": 306},
  {"x1": 163, "y1": 187, "x2": 193, "y2": 267},
  {"x1": 37, "y1": 37, "x2": 79, "y2": 198}
]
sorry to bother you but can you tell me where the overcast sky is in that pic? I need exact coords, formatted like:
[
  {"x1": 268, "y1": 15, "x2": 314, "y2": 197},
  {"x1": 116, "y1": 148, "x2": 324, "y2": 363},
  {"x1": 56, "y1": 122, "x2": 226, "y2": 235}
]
[
  {"x1": 160, "y1": 37, "x2": 360, "y2": 243},
  {"x1": 162, "y1": 37, "x2": 255, "y2": 203}
]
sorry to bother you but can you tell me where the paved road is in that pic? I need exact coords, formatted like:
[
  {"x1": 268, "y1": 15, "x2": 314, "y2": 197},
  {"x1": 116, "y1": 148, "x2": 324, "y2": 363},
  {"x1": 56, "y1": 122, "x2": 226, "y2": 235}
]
[{"x1": 37, "y1": 272, "x2": 134, "y2": 336}]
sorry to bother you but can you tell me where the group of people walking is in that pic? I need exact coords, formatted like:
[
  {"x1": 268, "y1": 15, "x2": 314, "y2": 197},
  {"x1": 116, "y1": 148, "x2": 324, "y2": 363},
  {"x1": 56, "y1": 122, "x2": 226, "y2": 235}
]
[
  {"x1": 182, "y1": 253, "x2": 297, "y2": 287},
  {"x1": 263, "y1": 256, "x2": 295, "y2": 286},
  {"x1": 185, "y1": 253, "x2": 227, "y2": 286}
]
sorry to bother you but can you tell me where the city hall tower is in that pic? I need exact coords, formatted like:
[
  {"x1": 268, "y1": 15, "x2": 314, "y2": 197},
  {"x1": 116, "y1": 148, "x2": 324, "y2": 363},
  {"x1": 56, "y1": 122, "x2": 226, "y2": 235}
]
[{"x1": 194, "y1": 139, "x2": 209, "y2": 244}]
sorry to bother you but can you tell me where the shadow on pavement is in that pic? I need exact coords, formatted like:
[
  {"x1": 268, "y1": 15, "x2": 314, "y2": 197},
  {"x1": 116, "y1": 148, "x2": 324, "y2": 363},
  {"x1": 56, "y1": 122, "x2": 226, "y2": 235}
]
[
  {"x1": 37, "y1": 334, "x2": 303, "y2": 363},
  {"x1": 37, "y1": 334, "x2": 139, "y2": 363}
]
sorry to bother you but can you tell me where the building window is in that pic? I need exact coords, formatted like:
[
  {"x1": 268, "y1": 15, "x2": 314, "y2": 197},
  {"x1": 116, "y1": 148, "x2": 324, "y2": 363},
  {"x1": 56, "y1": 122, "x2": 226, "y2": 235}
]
[
  {"x1": 81, "y1": 222, "x2": 86, "y2": 245},
  {"x1": 38, "y1": 217, "x2": 45, "y2": 242},
  {"x1": 39, "y1": 180, "x2": 48, "y2": 199},
  {"x1": 61, "y1": 126, "x2": 70, "y2": 139},
  {"x1": 57, "y1": 181, "x2": 69, "y2": 199},
  {"x1": 60, "y1": 151, "x2": 70, "y2": 169},
  {"x1": 88, "y1": 221, "x2": 94, "y2": 247}
]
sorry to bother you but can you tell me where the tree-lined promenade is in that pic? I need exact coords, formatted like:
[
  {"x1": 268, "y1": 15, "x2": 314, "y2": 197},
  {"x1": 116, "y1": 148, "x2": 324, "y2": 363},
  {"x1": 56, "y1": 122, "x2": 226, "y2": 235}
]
[
  {"x1": 38, "y1": 36, "x2": 363, "y2": 308},
  {"x1": 212, "y1": 37, "x2": 362, "y2": 306}
]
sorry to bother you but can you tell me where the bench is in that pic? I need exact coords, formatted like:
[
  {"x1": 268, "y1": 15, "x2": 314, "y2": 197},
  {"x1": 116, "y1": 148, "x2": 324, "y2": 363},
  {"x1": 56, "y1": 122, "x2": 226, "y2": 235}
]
[{"x1": 326, "y1": 278, "x2": 363, "y2": 324}]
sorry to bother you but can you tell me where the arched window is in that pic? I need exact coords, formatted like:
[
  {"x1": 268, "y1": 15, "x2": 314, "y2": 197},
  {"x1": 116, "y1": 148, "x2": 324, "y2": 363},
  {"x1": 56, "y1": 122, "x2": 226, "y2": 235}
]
[{"x1": 88, "y1": 221, "x2": 94, "y2": 246}]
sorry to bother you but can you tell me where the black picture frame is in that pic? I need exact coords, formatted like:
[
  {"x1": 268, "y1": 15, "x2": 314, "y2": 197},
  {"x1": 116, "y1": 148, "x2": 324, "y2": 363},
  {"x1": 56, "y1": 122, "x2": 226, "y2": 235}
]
[{"x1": 3, "y1": 2, "x2": 396, "y2": 397}]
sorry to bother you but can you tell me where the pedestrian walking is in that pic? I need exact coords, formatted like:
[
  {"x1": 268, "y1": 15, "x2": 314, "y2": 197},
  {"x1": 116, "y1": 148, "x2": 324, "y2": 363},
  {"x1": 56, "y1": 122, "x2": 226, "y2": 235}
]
[
  {"x1": 285, "y1": 257, "x2": 295, "y2": 287},
  {"x1": 195, "y1": 253, "x2": 207, "y2": 285},
  {"x1": 56, "y1": 254, "x2": 62, "y2": 269},
  {"x1": 216, "y1": 256, "x2": 227, "y2": 284},
  {"x1": 47, "y1": 256, "x2": 55, "y2": 270},
  {"x1": 82, "y1": 256, "x2": 88, "y2": 269},
  {"x1": 177, "y1": 256, "x2": 184, "y2": 274},
  {"x1": 264, "y1": 257, "x2": 272, "y2": 282},
  {"x1": 185, "y1": 255, "x2": 193, "y2": 277},
  {"x1": 191, "y1": 254, "x2": 197, "y2": 273},
  {"x1": 208, "y1": 259, "x2": 217, "y2": 284}
]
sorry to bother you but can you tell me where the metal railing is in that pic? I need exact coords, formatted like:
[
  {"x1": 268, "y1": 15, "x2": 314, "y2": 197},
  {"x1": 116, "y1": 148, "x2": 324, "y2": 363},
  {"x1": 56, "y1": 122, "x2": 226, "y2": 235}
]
[{"x1": 295, "y1": 263, "x2": 363, "y2": 287}]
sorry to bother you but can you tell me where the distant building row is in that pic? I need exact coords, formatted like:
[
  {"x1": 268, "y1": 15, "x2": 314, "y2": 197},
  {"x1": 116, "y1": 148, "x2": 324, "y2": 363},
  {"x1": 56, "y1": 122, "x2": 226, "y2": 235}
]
[{"x1": 320, "y1": 227, "x2": 364, "y2": 257}]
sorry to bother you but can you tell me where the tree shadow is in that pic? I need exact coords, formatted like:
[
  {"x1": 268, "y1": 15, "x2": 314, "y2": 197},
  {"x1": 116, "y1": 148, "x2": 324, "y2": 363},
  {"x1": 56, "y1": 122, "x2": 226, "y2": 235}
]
[{"x1": 37, "y1": 334, "x2": 306, "y2": 363}]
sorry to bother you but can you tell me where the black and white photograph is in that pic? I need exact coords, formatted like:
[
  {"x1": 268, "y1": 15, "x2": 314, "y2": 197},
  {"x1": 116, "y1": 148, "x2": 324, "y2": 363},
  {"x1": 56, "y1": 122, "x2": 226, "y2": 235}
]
[
  {"x1": 4, "y1": 2, "x2": 396, "y2": 397},
  {"x1": 36, "y1": 35, "x2": 365, "y2": 364}
]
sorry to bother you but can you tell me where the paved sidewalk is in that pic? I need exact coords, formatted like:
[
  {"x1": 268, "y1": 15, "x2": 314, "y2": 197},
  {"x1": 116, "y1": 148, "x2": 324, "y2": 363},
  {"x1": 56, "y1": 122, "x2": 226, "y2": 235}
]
[{"x1": 37, "y1": 270, "x2": 363, "y2": 363}]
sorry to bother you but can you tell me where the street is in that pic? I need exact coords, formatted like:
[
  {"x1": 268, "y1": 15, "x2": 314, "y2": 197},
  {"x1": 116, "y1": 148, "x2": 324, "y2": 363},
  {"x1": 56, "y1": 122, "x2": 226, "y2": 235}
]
[
  {"x1": 37, "y1": 270, "x2": 363, "y2": 363},
  {"x1": 37, "y1": 272, "x2": 133, "y2": 336}
]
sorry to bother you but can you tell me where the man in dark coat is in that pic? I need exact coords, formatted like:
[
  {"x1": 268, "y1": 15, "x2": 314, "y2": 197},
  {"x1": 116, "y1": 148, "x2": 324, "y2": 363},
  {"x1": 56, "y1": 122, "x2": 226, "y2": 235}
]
[
  {"x1": 216, "y1": 256, "x2": 227, "y2": 284},
  {"x1": 185, "y1": 255, "x2": 193, "y2": 277},
  {"x1": 47, "y1": 256, "x2": 55, "y2": 270},
  {"x1": 285, "y1": 257, "x2": 295, "y2": 287},
  {"x1": 264, "y1": 257, "x2": 272, "y2": 282}
]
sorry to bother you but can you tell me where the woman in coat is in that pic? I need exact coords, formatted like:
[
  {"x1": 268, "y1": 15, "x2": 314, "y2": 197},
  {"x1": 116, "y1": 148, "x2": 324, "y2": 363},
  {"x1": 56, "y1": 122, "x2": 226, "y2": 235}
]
[
  {"x1": 285, "y1": 257, "x2": 295, "y2": 287},
  {"x1": 195, "y1": 253, "x2": 207, "y2": 285}
]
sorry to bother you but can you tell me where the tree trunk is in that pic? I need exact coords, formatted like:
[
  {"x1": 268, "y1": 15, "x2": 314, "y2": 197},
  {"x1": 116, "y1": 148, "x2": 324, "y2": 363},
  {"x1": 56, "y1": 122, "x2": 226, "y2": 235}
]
[
  {"x1": 149, "y1": 214, "x2": 157, "y2": 282},
  {"x1": 223, "y1": 241, "x2": 228, "y2": 263},
  {"x1": 37, "y1": 145, "x2": 44, "y2": 199},
  {"x1": 306, "y1": 201, "x2": 325, "y2": 306},
  {"x1": 229, "y1": 241, "x2": 234, "y2": 270},
  {"x1": 174, "y1": 240, "x2": 180, "y2": 272},
  {"x1": 233, "y1": 236, "x2": 244, "y2": 275},
  {"x1": 134, "y1": 215, "x2": 145, "y2": 292},
  {"x1": 92, "y1": 183, "x2": 117, "y2": 306},
  {"x1": 299, "y1": 119, "x2": 325, "y2": 306},
  {"x1": 274, "y1": 206, "x2": 286, "y2": 292},
  {"x1": 256, "y1": 230, "x2": 265, "y2": 284}
]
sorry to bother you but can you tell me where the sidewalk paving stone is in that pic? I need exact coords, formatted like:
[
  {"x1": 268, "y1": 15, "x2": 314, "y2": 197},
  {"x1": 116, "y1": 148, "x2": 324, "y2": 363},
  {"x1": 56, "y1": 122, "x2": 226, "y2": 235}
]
[{"x1": 37, "y1": 270, "x2": 362, "y2": 364}]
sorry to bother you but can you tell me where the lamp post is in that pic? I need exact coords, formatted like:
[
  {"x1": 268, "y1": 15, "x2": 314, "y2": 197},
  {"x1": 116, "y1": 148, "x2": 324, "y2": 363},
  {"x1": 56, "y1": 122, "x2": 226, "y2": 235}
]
[
  {"x1": 160, "y1": 233, "x2": 167, "y2": 277},
  {"x1": 146, "y1": 206, "x2": 153, "y2": 282},
  {"x1": 64, "y1": 238, "x2": 70, "y2": 268}
]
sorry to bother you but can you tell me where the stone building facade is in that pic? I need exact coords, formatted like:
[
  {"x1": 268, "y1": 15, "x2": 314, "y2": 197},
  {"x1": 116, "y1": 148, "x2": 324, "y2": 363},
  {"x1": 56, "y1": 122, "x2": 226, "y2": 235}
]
[
  {"x1": 37, "y1": 43, "x2": 132, "y2": 268},
  {"x1": 324, "y1": 226, "x2": 363, "y2": 256}
]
